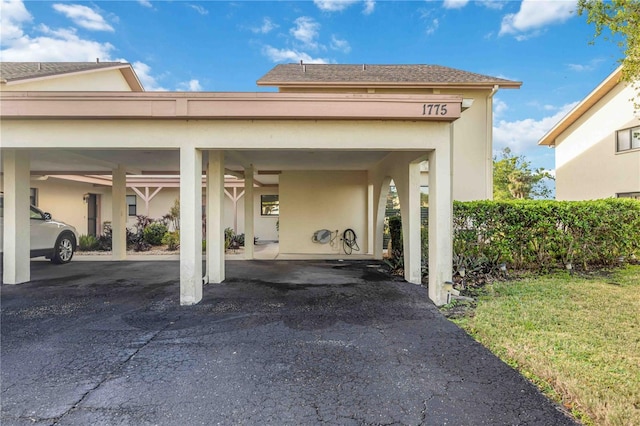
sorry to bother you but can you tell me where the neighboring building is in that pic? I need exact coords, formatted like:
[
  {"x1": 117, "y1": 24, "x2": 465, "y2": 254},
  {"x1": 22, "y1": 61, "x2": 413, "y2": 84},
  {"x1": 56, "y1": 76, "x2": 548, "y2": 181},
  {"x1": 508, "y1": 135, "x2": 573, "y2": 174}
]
[
  {"x1": 0, "y1": 61, "x2": 143, "y2": 92},
  {"x1": 538, "y1": 66, "x2": 640, "y2": 200},
  {"x1": 1, "y1": 61, "x2": 519, "y2": 306}
]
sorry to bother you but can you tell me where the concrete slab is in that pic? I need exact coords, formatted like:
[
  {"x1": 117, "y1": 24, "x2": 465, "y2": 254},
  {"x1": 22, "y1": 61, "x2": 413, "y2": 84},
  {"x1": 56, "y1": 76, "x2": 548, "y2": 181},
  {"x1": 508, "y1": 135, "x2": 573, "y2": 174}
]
[{"x1": 1, "y1": 260, "x2": 577, "y2": 425}]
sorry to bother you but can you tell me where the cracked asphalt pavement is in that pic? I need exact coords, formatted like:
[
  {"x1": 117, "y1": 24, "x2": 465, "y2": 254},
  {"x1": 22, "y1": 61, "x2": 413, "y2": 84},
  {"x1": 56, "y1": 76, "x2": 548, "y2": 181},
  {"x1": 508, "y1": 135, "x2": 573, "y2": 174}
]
[{"x1": 1, "y1": 260, "x2": 577, "y2": 425}]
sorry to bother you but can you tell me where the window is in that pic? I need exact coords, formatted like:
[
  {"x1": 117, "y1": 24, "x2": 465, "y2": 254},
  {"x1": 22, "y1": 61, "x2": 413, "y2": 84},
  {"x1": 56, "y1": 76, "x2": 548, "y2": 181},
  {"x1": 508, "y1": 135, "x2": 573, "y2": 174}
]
[
  {"x1": 30, "y1": 188, "x2": 37, "y2": 206},
  {"x1": 127, "y1": 195, "x2": 137, "y2": 216},
  {"x1": 617, "y1": 192, "x2": 640, "y2": 200},
  {"x1": 616, "y1": 126, "x2": 640, "y2": 152},
  {"x1": 261, "y1": 195, "x2": 279, "y2": 216}
]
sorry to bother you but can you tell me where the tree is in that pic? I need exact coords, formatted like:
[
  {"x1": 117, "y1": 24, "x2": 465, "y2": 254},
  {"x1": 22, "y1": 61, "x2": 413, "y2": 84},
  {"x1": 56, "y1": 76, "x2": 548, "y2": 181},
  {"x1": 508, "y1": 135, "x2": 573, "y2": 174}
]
[
  {"x1": 493, "y1": 148, "x2": 554, "y2": 200},
  {"x1": 578, "y1": 0, "x2": 640, "y2": 103}
]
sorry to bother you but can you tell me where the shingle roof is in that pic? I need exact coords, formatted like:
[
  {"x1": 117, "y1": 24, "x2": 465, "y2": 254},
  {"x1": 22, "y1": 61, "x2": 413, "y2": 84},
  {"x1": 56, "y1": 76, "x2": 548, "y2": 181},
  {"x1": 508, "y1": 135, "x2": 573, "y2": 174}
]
[
  {"x1": 0, "y1": 62, "x2": 129, "y2": 83},
  {"x1": 257, "y1": 64, "x2": 521, "y2": 88}
]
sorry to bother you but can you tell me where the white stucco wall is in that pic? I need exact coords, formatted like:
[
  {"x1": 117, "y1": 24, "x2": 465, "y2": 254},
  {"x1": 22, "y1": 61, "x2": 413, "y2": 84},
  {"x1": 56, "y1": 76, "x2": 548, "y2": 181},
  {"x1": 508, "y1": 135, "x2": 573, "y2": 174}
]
[
  {"x1": 1, "y1": 69, "x2": 133, "y2": 92},
  {"x1": 279, "y1": 170, "x2": 368, "y2": 255},
  {"x1": 555, "y1": 82, "x2": 640, "y2": 200}
]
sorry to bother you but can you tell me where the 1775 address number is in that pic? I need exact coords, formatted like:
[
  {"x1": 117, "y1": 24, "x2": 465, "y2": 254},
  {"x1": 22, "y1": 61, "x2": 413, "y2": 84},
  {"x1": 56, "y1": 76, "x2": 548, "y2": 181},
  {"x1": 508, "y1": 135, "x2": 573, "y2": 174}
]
[{"x1": 422, "y1": 104, "x2": 448, "y2": 116}]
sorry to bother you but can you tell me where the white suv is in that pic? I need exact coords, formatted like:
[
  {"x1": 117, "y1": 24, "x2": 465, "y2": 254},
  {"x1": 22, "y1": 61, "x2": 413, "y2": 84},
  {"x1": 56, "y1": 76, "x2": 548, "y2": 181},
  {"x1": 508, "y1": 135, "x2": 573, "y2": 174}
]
[{"x1": 0, "y1": 194, "x2": 79, "y2": 264}]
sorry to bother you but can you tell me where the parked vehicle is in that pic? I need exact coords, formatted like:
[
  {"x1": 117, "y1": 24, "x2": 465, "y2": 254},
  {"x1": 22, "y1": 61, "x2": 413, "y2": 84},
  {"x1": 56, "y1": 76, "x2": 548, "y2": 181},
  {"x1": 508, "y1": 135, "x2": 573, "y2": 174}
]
[{"x1": 0, "y1": 194, "x2": 78, "y2": 264}]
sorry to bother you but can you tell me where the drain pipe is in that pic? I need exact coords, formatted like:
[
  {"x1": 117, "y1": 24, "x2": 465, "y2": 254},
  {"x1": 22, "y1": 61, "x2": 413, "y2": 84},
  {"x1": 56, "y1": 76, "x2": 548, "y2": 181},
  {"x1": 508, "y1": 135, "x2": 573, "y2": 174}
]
[{"x1": 487, "y1": 84, "x2": 499, "y2": 199}]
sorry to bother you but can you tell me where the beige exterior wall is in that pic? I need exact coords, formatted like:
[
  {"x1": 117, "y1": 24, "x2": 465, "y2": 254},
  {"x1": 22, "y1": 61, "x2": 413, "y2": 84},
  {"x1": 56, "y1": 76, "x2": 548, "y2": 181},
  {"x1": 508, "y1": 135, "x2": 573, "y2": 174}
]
[
  {"x1": 555, "y1": 82, "x2": 640, "y2": 200},
  {"x1": 279, "y1": 86, "x2": 492, "y2": 201},
  {"x1": 1, "y1": 69, "x2": 133, "y2": 92},
  {"x1": 279, "y1": 170, "x2": 368, "y2": 254}
]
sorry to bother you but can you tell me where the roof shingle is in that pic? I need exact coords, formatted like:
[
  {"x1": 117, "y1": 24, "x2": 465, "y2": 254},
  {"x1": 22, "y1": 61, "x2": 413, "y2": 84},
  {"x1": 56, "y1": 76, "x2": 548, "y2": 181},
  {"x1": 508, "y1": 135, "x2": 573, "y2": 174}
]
[
  {"x1": 0, "y1": 62, "x2": 128, "y2": 83},
  {"x1": 257, "y1": 64, "x2": 521, "y2": 88}
]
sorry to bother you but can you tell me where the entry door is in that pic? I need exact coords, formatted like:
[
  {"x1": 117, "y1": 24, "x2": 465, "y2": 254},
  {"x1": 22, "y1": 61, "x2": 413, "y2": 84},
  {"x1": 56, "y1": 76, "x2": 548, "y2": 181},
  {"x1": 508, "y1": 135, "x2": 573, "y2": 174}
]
[{"x1": 87, "y1": 194, "x2": 98, "y2": 236}]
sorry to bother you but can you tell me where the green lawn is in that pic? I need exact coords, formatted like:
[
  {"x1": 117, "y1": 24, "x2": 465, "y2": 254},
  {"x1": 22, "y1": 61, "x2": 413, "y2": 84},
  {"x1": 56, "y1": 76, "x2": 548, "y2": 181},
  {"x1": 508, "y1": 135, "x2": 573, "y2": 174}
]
[{"x1": 454, "y1": 265, "x2": 640, "y2": 426}]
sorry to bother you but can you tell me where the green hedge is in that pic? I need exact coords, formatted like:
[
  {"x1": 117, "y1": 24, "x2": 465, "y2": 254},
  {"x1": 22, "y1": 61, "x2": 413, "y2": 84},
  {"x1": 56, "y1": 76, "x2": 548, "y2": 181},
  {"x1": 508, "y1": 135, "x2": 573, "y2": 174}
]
[{"x1": 453, "y1": 199, "x2": 640, "y2": 271}]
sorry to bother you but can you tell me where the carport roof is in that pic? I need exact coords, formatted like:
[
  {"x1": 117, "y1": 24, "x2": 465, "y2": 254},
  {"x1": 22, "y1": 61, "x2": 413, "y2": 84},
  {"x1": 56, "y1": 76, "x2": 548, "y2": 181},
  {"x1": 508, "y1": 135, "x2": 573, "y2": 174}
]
[{"x1": 257, "y1": 64, "x2": 522, "y2": 89}]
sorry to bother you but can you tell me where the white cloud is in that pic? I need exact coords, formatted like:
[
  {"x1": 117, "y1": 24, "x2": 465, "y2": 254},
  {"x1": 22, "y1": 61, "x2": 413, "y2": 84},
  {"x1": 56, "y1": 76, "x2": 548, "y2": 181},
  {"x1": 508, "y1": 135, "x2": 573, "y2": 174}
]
[
  {"x1": 52, "y1": 3, "x2": 114, "y2": 32},
  {"x1": 443, "y1": 0, "x2": 469, "y2": 10},
  {"x1": 493, "y1": 101, "x2": 579, "y2": 153},
  {"x1": 189, "y1": 4, "x2": 208, "y2": 15},
  {"x1": 330, "y1": 35, "x2": 351, "y2": 53},
  {"x1": 132, "y1": 61, "x2": 167, "y2": 91},
  {"x1": 493, "y1": 98, "x2": 508, "y2": 117},
  {"x1": 363, "y1": 0, "x2": 375, "y2": 14},
  {"x1": 178, "y1": 79, "x2": 202, "y2": 91},
  {"x1": 479, "y1": 0, "x2": 504, "y2": 10},
  {"x1": 1, "y1": 24, "x2": 116, "y2": 61},
  {"x1": 251, "y1": 17, "x2": 278, "y2": 34},
  {"x1": 313, "y1": 0, "x2": 359, "y2": 12},
  {"x1": 138, "y1": 0, "x2": 152, "y2": 7},
  {"x1": 290, "y1": 16, "x2": 320, "y2": 49},
  {"x1": 419, "y1": 8, "x2": 440, "y2": 35},
  {"x1": 0, "y1": 0, "x2": 32, "y2": 42},
  {"x1": 499, "y1": 0, "x2": 575, "y2": 39},
  {"x1": 262, "y1": 45, "x2": 328, "y2": 64},
  {"x1": 567, "y1": 58, "x2": 605, "y2": 72}
]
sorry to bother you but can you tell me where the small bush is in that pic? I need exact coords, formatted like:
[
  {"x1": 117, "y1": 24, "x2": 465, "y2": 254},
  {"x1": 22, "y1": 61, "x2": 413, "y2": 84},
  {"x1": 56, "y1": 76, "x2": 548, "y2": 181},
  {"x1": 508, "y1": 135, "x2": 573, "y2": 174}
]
[
  {"x1": 143, "y1": 222, "x2": 168, "y2": 246},
  {"x1": 162, "y1": 231, "x2": 180, "y2": 251},
  {"x1": 78, "y1": 234, "x2": 99, "y2": 251}
]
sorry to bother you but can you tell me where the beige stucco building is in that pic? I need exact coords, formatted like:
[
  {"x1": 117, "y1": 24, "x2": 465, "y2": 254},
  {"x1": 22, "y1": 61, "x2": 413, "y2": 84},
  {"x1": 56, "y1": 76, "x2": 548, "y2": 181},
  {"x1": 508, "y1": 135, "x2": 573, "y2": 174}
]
[
  {"x1": 1, "y1": 61, "x2": 520, "y2": 306},
  {"x1": 539, "y1": 66, "x2": 640, "y2": 200}
]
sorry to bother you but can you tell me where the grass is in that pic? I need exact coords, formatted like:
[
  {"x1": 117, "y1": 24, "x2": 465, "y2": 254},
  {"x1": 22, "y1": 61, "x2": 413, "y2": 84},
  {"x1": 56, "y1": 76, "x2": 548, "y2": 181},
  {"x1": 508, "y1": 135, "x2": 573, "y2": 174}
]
[{"x1": 453, "y1": 265, "x2": 640, "y2": 426}]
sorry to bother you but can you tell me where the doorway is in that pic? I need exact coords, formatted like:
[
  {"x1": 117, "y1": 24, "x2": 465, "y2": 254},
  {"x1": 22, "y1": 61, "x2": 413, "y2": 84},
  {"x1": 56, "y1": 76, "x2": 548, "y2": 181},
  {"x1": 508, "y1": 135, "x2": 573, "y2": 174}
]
[{"x1": 87, "y1": 194, "x2": 98, "y2": 236}]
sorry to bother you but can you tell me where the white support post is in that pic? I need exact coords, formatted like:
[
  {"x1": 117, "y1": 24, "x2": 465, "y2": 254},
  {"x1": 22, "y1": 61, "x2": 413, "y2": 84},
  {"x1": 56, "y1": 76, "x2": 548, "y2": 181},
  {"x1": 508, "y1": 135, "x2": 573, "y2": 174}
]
[
  {"x1": 206, "y1": 150, "x2": 225, "y2": 283},
  {"x1": 244, "y1": 165, "x2": 254, "y2": 259},
  {"x1": 2, "y1": 150, "x2": 30, "y2": 284},
  {"x1": 111, "y1": 166, "x2": 127, "y2": 260},
  {"x1": 428, "y1": 143, "x2": 453, "y2": 306},
  {"x1": 180, "y1": 146, "x2": 203, "y2": 305},
  {"x1": 367, "y1": 183, "x2": 374, "y2": 255},
  {"x1": 399, "y1": 161, "x2": 423, "y2": 285}
]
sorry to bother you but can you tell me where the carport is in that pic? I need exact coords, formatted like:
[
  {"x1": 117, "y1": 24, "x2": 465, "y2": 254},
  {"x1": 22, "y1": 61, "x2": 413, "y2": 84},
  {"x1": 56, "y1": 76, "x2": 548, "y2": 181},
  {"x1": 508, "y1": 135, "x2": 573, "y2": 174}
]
[{"x1": 1, "y1": 91, "x2": 460, "y2": 305}]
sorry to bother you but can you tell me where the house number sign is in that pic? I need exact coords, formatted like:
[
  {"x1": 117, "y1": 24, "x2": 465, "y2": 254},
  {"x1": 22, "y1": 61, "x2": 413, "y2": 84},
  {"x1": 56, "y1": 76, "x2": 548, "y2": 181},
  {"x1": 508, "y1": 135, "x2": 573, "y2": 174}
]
[{"x1": 422, "y1": 103, "x2": 448, "y2": 116}]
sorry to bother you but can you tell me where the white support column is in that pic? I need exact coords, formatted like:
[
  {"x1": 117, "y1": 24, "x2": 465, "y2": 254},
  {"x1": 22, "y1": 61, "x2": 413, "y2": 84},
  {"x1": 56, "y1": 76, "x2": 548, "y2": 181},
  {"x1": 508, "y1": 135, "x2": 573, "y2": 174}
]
[
  {"x1": 367, "y1": 183, "x2": 374, "y2": 255},
  {"x1": 180, "y1": 146, "x2": 203, "y2": 305},
  {"x1": 428, "y1": 143, "x2": 453, "y2": 306},
  {"x1": 206, "y1": 150, "x2": 225, "y2": 283},
  {"x1": 2, "y1": 150, "x2": 30, "y2": 284},
  {"x1": 111, "y1": 166, "x2": 127, "y2": 260},
  {"x1": 398, "y1": 161, "x2": 423, "y2": 285},
  {"x1": 244, "y1": 165, "x2": 254, "y2": 259}
]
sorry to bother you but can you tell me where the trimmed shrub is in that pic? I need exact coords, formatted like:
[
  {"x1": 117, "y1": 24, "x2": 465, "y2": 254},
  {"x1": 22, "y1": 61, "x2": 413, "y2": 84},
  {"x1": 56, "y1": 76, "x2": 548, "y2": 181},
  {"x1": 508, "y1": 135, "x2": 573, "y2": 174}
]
[
  {"x1": 78, "y1": 234, "x2": 99, "y2": 251},
  {"x1": 162, "y1": 231, "x2": 180, "y2": 251},
  {"x1": 452, "y1": 199, "x2": 640, "y2": 271},
  {"x1": 143, "y1": 222, "x2": 168, "y2": 246}
]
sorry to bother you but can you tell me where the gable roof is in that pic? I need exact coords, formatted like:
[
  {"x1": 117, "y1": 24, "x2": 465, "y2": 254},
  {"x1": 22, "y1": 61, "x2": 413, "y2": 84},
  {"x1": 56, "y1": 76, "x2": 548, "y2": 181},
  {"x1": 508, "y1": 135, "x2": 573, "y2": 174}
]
[
  {"x1": 257, "y1": 63, "x2": 522, "y2": 89},
  {"x1": 0, "y1": 62, "x2": 144, "y2": 91},
  {"x1": 538, "y1": 66, "x2": 623, "y2": 146}
]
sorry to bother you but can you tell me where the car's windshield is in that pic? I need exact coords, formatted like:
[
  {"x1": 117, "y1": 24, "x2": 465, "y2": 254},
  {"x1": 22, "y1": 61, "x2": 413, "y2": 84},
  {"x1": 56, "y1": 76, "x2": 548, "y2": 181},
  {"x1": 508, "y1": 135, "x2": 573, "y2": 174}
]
[{"x1": 30, "y1": 206, "x2": 45, "y2": 220}]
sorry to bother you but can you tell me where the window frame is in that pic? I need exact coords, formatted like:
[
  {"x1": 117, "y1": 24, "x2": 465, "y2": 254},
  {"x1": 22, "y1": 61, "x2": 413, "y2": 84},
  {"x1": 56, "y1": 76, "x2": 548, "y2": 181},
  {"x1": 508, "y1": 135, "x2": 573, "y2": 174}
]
[
  {"x1": 126, "y1": 194, "x2": 137, "y2": 217},
  {"x1": 616, "y1": 126, "x2": 640, "y2": 153},
  {"x1": 260, "y1": 194, "x2": 279, "y2": 216}
]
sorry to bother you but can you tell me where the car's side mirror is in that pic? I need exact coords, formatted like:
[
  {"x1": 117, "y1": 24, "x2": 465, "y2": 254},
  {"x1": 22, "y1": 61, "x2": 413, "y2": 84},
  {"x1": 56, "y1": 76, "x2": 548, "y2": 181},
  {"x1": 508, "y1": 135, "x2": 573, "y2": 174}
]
[{"x1": 43, "y1": 212, "x2": 52, "y2": 220}]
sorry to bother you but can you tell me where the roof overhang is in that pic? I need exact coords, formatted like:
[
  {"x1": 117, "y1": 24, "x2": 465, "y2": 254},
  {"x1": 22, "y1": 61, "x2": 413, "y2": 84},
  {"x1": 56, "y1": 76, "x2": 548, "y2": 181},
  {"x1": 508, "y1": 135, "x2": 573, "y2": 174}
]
[
  {"x1": 0, "y1": 91, "x2": 463, "y2": 121},
  {"x1": 0, "y1": 64, "x2": 144, "y2": 92},
  {"x1": 538, "y1": 66, "x2": 623, "y2": 147},
  {"x1": 256, "y1": 81, "x2": 522, "y2": 90}
]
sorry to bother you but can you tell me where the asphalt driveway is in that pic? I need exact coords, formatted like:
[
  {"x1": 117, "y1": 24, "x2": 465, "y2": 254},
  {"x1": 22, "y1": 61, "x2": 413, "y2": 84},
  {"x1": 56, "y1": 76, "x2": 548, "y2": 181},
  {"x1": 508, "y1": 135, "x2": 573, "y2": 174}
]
[{"x1": 1, "y1": 260, "x2": 577, "y2": 425}]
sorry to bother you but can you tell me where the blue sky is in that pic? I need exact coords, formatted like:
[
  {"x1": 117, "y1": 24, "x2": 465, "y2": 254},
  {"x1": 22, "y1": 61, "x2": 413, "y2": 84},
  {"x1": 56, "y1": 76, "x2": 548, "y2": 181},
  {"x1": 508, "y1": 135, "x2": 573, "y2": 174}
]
[{"x1": 0, "y1": 0, "x2": 624, "y2": 176}]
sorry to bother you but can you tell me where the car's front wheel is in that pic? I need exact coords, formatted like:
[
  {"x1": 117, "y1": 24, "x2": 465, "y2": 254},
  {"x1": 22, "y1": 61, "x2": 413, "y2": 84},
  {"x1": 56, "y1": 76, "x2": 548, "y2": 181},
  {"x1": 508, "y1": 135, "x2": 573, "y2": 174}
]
[{"x1": 51, "y1": 233, "x2": 75, "y2": 264}]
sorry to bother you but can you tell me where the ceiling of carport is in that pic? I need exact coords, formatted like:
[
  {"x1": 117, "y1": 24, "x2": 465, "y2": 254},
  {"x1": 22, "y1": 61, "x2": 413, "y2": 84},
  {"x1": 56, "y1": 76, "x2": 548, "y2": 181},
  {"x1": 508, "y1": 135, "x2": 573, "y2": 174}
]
[{"x1": 11, "y1": 149, "x2": 405, "y2": 186}]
